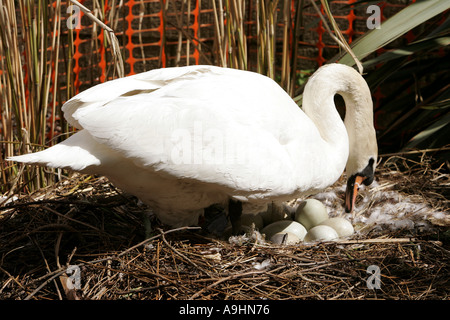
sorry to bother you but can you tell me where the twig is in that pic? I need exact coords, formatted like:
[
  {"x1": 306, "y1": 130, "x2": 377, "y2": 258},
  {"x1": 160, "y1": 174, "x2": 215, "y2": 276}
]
[
  {"x1": 0, "y1": 266, "x2": 27, "y2": 292},
  {"x1": 1, "y1": 198, "x2": 125, "y2": 211},
  {"x1": 24, "y1": 268, "x2": 67, "y2": 300},
  {"x1": 71, "y1": 226, "x2": 202, "y2": 269},
  {"x1": 334, "y1": 237, "x2": 417, "y2": 245},
  {"x1": 42, "y1": 206, "x2": 103, "y2": 233},
  {"x1": 157, "y1": 228, "x2": 212, "y2": 277},
  {"x1": 379, "y1": 146, "x2": 450, "y2": 158},
  {"x1": 189, "y1": 269, "x2": 266, "y2": 299},
  {"x1": 21, "y1": 226, "x2": 200, "y2": 300},
  {"x1": 116, "y1": 284, "x2": 173, "y2": 295},
  {"x1": 117, "y1": 226, "x2": 201, "y2": 258}
]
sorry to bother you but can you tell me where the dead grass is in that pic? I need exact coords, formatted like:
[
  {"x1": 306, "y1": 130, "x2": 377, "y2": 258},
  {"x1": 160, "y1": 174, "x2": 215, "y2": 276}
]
[{"x1": 0, "y1": 156, "x2": 449, "y2": 300}]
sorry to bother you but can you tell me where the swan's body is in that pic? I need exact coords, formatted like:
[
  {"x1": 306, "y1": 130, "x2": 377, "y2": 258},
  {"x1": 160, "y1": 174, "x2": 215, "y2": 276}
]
[{"x1": 9, "y1": 64, "x2": 377, "y2": 231}]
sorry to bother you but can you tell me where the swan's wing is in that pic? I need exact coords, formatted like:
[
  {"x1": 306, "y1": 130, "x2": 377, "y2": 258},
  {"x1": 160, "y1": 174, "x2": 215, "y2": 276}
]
[
  {"x1": 66, "y1": 66, "x2": 321, "y2": 198},
  {"x1": 62, "y1": 66, "x2": 208, "y2": 129}
]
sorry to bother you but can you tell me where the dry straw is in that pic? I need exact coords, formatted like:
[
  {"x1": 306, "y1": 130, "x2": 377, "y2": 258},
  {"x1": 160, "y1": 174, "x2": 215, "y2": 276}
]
[{"x1": 0, "y1": 157, "x2": 448, "y2": 299}]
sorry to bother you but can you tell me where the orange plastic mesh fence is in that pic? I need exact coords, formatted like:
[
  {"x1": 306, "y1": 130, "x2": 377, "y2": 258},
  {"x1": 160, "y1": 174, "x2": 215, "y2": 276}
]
[
  {"x1": 69, "y1": 0, "x2": 414, "y2": 91},
  {"x1": 0, "y1": 0, "x2": 424, "y2": 142}
]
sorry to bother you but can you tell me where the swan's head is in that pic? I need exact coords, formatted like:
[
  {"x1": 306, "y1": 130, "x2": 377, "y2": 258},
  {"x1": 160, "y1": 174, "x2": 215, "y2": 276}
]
[{"x1": 344, "y1": 156, "x2": 377, "y2": 212}]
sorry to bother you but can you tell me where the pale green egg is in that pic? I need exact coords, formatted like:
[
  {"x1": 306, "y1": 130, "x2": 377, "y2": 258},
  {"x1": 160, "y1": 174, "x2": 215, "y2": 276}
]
[
  {"x1": 261, "y1": 220, "x2": 307, "y2": 241},
  {"x1": 318, "y1": 217, "x2": 354, "y2": 237},
  {"x1": 294, "y1": 199, "x2": 328, "y2": 230},
  {"x1": 304, "y1": 225, "x2": 339, "y2": 242}
]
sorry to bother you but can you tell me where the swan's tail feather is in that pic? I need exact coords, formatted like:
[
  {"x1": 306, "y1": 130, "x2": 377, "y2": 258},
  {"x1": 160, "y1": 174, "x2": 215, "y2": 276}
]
[{"x1": 7, "y1": 130, "x2": 104, "y2": 172}]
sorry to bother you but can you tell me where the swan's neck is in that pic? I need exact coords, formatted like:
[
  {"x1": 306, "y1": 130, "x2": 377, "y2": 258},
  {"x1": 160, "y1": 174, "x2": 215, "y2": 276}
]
[
  {"x1": 301, "y1": 64, "x2": 374, "y2": 183},
  {"x1": 302, "y1": 85, "x2": 348, "y2": 151}
]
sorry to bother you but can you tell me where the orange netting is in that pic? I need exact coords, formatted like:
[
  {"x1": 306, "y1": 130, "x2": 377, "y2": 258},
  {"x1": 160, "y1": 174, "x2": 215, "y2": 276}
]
[
  {"x1": 69, "y1": 0, "x2": 414, "y2": 91},
  {"x1": 0, "y1": 0, "x2": 425, "y2": 143}
]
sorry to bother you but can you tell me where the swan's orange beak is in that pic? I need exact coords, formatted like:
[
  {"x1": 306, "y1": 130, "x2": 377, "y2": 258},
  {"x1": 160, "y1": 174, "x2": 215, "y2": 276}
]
[{"x1": 345, "y1": 175, "x2": 365, "y2": 213}]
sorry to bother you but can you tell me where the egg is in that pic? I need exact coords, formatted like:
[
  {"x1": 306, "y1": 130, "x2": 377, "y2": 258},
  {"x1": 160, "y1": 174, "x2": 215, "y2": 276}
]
[
  {"x1": 294, "y1": 199, "x2": 328, "y2": 230},
  {"x1": 269, "y1": 232, "x2": 301, "y2": 245},
  {"x1": 318, "y1": 217, "x2": 354, "y2": 237},
  {"x1": 261, "y1": 220, "x2": 307, "y2": 241},
  {"x1": 304, "y1": 225, "x2": 339, "y2": 242},
  {"x1": 241, "y1": 213, "x2": 264, "y2": 230}
]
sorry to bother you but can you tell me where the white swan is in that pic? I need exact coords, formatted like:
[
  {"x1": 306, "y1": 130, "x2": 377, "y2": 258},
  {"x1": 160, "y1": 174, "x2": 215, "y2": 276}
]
[{"x1": 9, "y1": 64, "x2": 377, "y2": 234}]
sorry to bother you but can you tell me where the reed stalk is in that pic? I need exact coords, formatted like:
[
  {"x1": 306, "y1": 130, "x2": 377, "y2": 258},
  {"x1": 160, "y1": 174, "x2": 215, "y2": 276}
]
[
  {"x1": 0, "y1": 0, "x2": 68, "y2": 193},
  {"x1": 0, "y1": 0, "x2": 124, "y2": 194}
]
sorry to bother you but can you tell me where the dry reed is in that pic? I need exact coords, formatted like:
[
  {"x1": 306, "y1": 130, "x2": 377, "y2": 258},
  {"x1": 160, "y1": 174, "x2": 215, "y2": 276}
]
[{"x1": 0, "y1": 0, "x2": 124, "y2": 194}]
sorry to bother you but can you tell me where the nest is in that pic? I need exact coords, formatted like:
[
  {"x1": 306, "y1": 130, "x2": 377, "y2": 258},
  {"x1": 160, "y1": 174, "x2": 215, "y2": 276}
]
[{"x1": 0, "y1": 156, "x2": 449, "y2": 300}]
